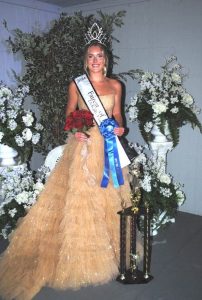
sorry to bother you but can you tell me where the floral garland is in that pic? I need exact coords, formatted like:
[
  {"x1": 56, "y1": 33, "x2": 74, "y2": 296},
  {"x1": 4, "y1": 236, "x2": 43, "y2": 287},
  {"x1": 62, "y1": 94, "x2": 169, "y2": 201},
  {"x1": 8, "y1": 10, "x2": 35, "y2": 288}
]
[
  {"x1": 0, "y1": 82, "x2": 43, "y2": 162},
  {"x1": 126, "y1": 56, "x2": 202, "y2": 147},
  {"x1": 0, "y1": 165, "x2": 49, "y2": 239},
  {"x1": 129, "y1": 144, "x2": 185, "y2": 235}
]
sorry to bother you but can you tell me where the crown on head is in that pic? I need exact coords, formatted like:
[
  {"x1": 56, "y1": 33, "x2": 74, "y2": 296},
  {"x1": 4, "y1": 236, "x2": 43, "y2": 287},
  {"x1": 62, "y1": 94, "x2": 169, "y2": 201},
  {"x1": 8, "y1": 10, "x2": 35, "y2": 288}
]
[{"x1": 85, "y1": 23, "x2": 107, "y2": 46}]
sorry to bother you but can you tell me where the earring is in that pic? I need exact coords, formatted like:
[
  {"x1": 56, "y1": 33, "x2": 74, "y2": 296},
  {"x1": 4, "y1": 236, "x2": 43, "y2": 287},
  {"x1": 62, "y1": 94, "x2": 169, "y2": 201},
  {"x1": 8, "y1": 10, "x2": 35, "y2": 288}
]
[{"x1": 103, "y1": 66, "x2": 107, "y2": 77}]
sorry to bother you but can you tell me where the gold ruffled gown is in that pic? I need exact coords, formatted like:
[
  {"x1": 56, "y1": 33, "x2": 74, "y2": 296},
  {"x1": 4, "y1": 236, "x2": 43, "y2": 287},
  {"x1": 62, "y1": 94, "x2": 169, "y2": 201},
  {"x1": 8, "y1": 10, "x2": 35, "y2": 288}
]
[{"x1": 0, "y1": 94, "x2": 142, "y2": 300}]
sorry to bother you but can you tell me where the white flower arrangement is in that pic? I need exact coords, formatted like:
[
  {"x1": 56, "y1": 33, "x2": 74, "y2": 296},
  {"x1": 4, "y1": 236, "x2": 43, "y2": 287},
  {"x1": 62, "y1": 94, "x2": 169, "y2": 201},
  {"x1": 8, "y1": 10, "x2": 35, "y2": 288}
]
[
  {"x1": 0, "y1": 82, "x2": 43, "y2": 161},
  {"x1": 0, "y1": 164, "x2": 50, "y2": 239},
  {"x1": 130, "y1": 143, "x2": 185, "y2": 235},
  {"x1": 126, "y1": 56, "x2": 202, "y2": 147}
]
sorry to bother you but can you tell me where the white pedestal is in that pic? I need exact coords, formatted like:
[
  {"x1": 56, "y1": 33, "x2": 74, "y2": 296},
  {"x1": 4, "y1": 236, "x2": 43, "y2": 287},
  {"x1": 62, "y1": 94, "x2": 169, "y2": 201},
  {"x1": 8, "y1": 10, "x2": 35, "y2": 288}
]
[
  {"x1": 0, "y1": 144, "x2": 19, "y2": 167},
  {"x1": 149, "y1": 124, "x2": 173, "y2": 173},
  {"x1": 149, "y1": 141, "x2": 173, "y2": 173}
]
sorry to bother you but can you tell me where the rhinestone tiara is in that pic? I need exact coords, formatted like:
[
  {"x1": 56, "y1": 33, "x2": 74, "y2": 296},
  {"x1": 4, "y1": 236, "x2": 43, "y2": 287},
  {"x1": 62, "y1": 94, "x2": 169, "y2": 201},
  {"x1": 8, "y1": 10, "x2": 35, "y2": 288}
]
[{"x1": 85, "y1": 23, "x2": 107, "y2": 46}]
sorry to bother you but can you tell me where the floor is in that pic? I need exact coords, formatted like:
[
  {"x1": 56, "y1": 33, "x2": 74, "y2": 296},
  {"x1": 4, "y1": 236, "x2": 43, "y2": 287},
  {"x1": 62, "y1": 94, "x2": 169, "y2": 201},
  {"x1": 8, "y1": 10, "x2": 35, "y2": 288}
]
[{"x1": 0, "y1": 211, "x2": 202, "y2": 300}]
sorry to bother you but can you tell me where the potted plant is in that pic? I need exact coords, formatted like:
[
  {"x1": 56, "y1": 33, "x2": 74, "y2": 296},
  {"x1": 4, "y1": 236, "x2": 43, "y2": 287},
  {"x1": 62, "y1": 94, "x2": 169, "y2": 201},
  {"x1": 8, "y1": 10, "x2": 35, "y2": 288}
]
[{"x1": 126, "y1": 56, "x2": 202, "y2": 147}]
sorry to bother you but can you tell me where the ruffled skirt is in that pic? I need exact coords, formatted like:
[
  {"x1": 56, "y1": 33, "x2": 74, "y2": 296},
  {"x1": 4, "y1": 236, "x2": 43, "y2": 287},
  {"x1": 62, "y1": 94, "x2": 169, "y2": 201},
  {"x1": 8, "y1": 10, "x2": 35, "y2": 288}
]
[{"x1": 0, "y1": 126, "x2": 142, "y2": 300}]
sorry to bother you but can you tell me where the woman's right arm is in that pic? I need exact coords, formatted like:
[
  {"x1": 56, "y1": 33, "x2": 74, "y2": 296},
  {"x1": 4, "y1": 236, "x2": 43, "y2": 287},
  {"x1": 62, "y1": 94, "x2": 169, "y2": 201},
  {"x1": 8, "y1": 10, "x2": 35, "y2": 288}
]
[
  {"x1": 66, "y1": 81, "x2": 78, "y2": 117},
  {"x1": 66, "y1": 81, "x2": 88, "y2": 142}
]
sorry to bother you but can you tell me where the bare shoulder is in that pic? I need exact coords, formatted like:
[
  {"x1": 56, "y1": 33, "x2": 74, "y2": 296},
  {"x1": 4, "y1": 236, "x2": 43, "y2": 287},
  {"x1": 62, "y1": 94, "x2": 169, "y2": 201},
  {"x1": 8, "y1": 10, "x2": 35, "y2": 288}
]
[
  {"x1": 68, "y1": 80, "x2": 78, "y2": 95},
  {"x1": 108, "y1": 77, "x2": 121, "y2": 87},
  {"x1": 68, "y1": 80, "x2": 77, "y2": 91},
  {"x1": 107, "y1": 77, "x2": 122, "y2": 94}
]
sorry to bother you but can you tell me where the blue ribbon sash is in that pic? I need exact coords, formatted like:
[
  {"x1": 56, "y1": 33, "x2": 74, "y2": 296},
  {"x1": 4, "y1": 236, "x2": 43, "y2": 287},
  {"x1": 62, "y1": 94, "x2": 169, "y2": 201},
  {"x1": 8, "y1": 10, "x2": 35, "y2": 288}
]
[{"x1": 99, "y1": 118, "x2": 124, "y2": 188}]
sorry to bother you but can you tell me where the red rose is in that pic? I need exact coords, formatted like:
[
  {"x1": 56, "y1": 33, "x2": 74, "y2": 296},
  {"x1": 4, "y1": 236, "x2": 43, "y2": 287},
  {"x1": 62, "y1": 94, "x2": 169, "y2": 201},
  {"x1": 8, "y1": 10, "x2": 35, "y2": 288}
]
[
  {"x1": 85, "y1": 115, "x2": 94, "y2": 127},
  {"x1": 64, "y1": 109, "x2": 94, "y2": 133},
  {"x1": 64, "y1": 115, "x2": 74, "y2": 130},
  {"x1": 83, "y1": 110, "x2": 94, "y2": 126},
  {"x1": 74, "y1": 117, "x2": 84, "y2": 129},
  {"x1": 72, "y1": 110, "x2": 79, "y2": 118}
]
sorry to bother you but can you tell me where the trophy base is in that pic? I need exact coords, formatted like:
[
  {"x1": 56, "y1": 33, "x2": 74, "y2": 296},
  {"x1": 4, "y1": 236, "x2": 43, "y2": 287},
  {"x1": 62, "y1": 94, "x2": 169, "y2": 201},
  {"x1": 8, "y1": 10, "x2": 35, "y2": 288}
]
[{"x1": 116, "y1": 269, "x2": 153, "y2": 284}]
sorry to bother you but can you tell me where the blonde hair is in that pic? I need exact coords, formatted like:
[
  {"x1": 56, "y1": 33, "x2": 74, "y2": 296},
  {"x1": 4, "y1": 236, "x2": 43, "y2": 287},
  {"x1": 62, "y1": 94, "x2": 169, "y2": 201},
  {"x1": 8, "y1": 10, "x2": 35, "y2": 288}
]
[{"x1": 83, "y1": 42, "x2": 109, "y2": 76}]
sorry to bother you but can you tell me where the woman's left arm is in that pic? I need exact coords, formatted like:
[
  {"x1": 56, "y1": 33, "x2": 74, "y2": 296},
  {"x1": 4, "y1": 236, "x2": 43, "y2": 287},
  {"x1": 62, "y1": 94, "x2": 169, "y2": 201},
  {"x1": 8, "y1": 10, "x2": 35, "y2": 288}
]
[{"x1": 112, "y1": 80, "x2": 125, "y2": 137}]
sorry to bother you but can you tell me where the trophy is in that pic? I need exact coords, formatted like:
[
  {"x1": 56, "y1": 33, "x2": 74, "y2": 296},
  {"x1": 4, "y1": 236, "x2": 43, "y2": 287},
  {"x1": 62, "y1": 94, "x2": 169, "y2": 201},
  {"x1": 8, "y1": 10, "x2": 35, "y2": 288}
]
[{"x1": 117, "y1": 187, "x2": 153, "y2": 284}]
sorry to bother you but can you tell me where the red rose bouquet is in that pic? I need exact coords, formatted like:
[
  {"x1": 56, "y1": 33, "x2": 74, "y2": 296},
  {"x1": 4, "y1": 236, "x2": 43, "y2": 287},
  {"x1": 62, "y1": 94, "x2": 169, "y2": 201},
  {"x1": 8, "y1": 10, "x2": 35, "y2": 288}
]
[{"x1": 64, "y1": 109, "x2": 94, "y2": 135}]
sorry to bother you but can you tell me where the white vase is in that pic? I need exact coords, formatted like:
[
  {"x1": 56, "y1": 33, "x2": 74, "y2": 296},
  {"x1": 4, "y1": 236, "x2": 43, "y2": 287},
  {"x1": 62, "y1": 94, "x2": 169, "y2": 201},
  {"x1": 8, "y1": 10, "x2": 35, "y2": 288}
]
[
  {"x1": 150, "y1": 124, "x2": 169, "y2": 143},
  {"x1": 149, "y1": 123, "x2": 173, "y2": 173},
  {"x1": 0, "y1": 144, "x2": 18, "y2": 166}
]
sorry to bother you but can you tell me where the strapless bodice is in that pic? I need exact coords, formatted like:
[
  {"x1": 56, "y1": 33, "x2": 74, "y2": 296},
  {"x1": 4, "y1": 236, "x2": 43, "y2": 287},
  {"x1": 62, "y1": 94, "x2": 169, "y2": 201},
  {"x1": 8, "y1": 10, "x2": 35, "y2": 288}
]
[{"x1": 78, "y1": 94, "x2": 115, "y2": 118}]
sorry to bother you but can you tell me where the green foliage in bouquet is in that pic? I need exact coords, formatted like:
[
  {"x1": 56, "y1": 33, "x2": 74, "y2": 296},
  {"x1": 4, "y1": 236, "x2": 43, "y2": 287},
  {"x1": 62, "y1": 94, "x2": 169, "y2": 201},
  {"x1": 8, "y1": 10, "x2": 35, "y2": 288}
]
[
  {"x1": 3, "y1": 11, "x2": 129, "y2": 155},
  {"x1": 127, "y1": 56, "x2": 202, "y2": 147}
]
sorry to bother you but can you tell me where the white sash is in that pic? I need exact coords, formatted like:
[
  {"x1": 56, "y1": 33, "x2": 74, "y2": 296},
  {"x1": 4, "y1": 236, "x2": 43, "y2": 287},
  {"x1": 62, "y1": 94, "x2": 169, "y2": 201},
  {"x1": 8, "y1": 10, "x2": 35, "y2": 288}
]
[{"x1": 74, "y1": 74, "x2": 130, "y2": 168}]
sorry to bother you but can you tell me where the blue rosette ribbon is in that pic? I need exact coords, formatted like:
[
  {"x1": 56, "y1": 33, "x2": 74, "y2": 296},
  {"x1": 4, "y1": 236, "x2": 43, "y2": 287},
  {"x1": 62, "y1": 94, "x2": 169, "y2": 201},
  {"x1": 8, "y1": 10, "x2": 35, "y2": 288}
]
[{"x1": 99, "y1": 118, "x2": 124, "y2": 188}]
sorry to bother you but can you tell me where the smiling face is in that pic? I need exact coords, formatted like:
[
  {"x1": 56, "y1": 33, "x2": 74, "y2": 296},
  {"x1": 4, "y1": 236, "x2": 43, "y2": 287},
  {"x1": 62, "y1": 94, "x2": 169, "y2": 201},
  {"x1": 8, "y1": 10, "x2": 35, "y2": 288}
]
[{"x1": 84, "y1": 43, "x2": 108, "y2": 75}]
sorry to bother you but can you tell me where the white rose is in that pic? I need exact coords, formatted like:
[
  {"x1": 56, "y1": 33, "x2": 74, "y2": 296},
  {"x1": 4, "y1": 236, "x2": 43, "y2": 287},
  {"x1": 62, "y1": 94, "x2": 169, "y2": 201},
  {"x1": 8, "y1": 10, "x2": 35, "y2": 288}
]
[
  {"x1": 2, "y1": 87, "x2": 12, "y2": 98},
  {"x1": 16, "y1": 191, "x2": 29, "y2": 204},
  {"x1": 21, "y1": 85, "x2": 29, "y2": 94},
  {"x1": 8, "y1": 119, "x2": 17, "y2": 131},
  {"x1": 35, "y1": 123, "x2": 43, "y2": 131},
  {"x1": 7, "y1": 110, "x2": 18, "y2": 119},
  {"x1": 32, "y1": 133, "x2": 40, "y2": 144},
  {"x1": 170, "y1": 106, "x2": 179, "y2": 114},
  {"x1": 160, "y1": 187, "x2": 172, "y2": 197},
  {"x1": 171, "y1": 72, "x2": 181, "y2": 83},
  {"x1": 170, "y1": 97, "x2": 179, "y2": 104},
  {"x1": 158, "y1": 173, "x2": 171, "y2": 185},
  {"x1": 182, "y1": 93, "x2": 194, "y2": 107},
  {"x1": 22, "y1": 128, "x2": 32, "y2": 141},
  {"x1": 15, "y1": 135, "x2": 24, "y2": 147},
  {"x1": 149, "y1": 87, "x2": 156, "y2": 94},
  {"x1": 176, "y1": 190, "x2": 185, "y2": 205},
  {"x1": 22, "y1": 113, "x2": 34, "y2": 127},
  {"x1": 161, "y1": 98, "x2": 169, "y2": 106},
  {"x1": 33, "y1": 181, "x2": 44, "y2": 195},
  {"x1": 152, "y1": 102, "x2": 168, "y2": 114}
]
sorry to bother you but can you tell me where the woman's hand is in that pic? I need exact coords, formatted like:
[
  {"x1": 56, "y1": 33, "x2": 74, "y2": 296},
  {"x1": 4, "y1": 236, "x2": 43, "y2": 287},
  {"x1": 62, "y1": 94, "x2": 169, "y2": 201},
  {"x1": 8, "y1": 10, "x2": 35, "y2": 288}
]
[
  {"x1": 74, "y1": 132, "x2": 88, "y2": 142},
  {"x1": 114, "y1": 127, "x2": 125, "y2": 137}
]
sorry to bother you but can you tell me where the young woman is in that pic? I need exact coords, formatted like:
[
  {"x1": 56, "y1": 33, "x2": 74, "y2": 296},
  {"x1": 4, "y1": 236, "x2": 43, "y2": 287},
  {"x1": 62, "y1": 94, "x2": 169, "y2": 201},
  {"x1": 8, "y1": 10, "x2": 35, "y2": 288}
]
[{"x1": 0, "y1": 40, "x2": 142, "y2": 300}]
